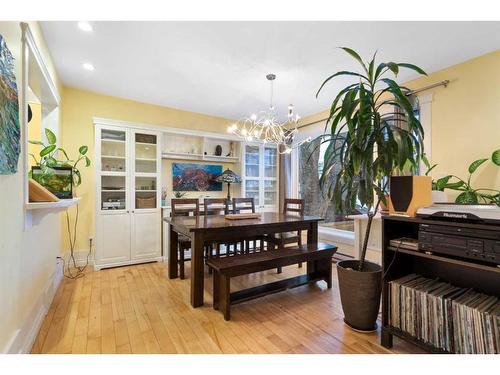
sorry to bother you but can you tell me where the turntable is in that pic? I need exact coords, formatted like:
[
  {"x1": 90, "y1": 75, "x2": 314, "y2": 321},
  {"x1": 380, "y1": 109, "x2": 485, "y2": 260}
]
[{"x1": 416, "y1": 203, "x2": 500, "y2": 225}]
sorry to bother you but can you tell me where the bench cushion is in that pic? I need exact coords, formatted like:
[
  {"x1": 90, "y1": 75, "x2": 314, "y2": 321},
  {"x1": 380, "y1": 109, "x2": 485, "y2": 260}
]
[{"x1": 206, "y1": 242, "x2": 336, "y2": 277}]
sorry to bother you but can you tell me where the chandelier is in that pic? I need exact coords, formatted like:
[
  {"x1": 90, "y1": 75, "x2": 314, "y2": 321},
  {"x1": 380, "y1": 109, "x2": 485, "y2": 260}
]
[{"x1": 228, "y1": 74, "x2": 309, "y2": 154}]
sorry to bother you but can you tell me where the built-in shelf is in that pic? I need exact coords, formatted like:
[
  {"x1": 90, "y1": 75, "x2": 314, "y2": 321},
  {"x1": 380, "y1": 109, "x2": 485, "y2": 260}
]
[
  {"x1": 102, "y1": 189, "x2": 125, "y2": 192},
  {"x1": 136, "y1": 157, "x2": 157, "y2": 162},
  {"x1": 136, "y1": 190, "x2": 157, "y2": 192},
  {"x1": 202, "y1": 155, "x2": 240, "y2": 163},
  {"x1": 101, "y1": 171, "x2": 127, "y2": 176},
  {"x1": 162, "y1": 151, "x2": 204, "y2": 161},
  {"x1": 102, "y1": 155, "x2": 125, "y2": 159},
  {"x1": 26, "y1": 197, "x2": 81, "y2": 212},
  {"x1": 161, "y1": 152, "x2": 240, "y2": 163},
  {"x1": 387, "y1": 246, "x2": 500, "y2": 274},
  {"x1": 135, "y1": 141, "x2": 157, "y2": 147},
  {"x1": 102, "y1": 139, "x2": 125, "y2": 144}
]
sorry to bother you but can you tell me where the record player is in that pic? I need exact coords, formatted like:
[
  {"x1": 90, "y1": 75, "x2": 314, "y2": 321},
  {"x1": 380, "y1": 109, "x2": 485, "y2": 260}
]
[{"x1": 416, "y1": 203, "x2": 500, "y2": 225}]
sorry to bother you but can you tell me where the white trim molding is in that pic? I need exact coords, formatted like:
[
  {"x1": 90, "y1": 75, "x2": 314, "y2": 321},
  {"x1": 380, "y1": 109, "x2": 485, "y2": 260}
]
[
  {"x1": 3, "y1": 258, "x2": 63, "y2": 353},
  {"x1": 417, "y1": 92, "x2": 433, "y2": 170},
  {"x1": 20, "y1": 23, "x2": 61, "y2": 105},
  {"x1": 93, "y1": 117, "x2": 240, "y2": 142}
]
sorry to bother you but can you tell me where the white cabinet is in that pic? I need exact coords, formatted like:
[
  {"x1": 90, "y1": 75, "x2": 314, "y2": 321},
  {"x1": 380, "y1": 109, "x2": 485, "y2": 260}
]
[
  {"x1": 94, "y1": 123, "x2": 162, "y2": 270},
  {"x1": 242, "y1": 143, "x2": 279, "y2": 212}
]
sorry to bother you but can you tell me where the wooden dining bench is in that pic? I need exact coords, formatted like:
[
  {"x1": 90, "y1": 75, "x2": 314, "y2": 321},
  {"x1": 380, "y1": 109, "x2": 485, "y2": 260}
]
[{"x1": 206, "y1": 242, "x2": 337, "y2": 320}]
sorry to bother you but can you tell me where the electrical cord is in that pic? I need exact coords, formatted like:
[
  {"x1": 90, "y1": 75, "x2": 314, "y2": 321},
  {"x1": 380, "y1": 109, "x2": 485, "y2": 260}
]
[
  {"x1": 63, "y1": 204, "x2": 92, "y2": 279},
  {"x1": 382, "y1": 239, "x2": 403, "y2": 280}
]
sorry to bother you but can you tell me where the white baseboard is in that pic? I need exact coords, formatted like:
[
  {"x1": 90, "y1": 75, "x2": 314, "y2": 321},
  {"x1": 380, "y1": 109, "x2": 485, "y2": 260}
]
[
  {"x1": 3, "y1": 258, "x2": 63, "y2": 354},
  {"x1": 62, "y1": 249, "x2": 94, "y2": 268}
]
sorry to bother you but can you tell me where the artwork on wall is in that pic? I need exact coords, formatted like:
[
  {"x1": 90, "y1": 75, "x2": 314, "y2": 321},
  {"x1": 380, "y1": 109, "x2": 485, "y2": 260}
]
[
  {"x1": 0, "y1": 34, "x2": 20, "y2": 174},
  {"x1": 172, "y1": 163, "x2": 223, "y2": 191}
]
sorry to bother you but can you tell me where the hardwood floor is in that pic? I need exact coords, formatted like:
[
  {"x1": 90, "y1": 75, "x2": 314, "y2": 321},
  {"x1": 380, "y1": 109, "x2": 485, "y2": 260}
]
[{"x1": 31, "y1": 261, "x2": 421, "y2": 354}]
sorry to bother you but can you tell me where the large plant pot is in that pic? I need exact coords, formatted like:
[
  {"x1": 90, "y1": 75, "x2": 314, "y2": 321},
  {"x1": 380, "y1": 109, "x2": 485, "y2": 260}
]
[{"x1": 336, "y1": 260, "x2": 382, "y2": 332}]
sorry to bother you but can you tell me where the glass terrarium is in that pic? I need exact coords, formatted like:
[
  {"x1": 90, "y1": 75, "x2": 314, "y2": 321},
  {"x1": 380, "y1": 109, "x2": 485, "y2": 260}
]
[{"x1": 32, "y1": 166, "x2": 73, "y2": 199}]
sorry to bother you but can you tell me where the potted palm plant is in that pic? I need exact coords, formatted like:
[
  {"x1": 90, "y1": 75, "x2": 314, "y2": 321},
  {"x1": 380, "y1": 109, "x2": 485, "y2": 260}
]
[{"x1": 316, "y1": 48, "x2": 426, "y2": 331}]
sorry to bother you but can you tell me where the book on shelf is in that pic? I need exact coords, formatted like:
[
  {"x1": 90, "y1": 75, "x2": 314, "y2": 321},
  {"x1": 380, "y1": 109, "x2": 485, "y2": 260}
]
[{"x1": 388, "y1": 273, "x2": 499, "y2": 353}]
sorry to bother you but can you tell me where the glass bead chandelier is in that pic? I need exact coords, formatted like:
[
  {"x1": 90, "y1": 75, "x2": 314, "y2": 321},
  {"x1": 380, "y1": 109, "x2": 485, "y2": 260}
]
[{"x1": 228, "y1": 73, "x2": 309, "y2": 154}]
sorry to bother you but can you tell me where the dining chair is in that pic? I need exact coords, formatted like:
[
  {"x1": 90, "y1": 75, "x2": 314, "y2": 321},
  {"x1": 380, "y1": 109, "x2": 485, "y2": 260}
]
[
  {"x1": 266, "y1": 198, "x2": 305, "y2": 271},
  {"x1": 203, "y1": 198, "x2": 240, "y2": 264},
  {"x1": 171, "y1": 198, "x2": 200, "y2": 279},
  {"x1": 232, "y1": 197, "x2": 265, "y2": 253}
]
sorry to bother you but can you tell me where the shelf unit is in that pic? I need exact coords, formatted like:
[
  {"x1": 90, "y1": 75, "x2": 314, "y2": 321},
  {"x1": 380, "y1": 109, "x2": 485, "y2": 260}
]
[
  {"x1": 381, "y1": 215, "x2": 500, "y2": 353},
  {"x1": 94, "y1": 123, "x2": 162, "y2": 270}
]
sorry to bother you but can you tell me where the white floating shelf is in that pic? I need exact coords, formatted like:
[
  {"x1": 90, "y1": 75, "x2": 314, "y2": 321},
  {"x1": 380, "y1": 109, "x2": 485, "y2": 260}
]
[
  {"x1": 162, "y1": 152, "x2": 204, "y2": 161},
  {"x1": 161, "y1": 152, "x2": 239, "y2": 163},
  {"x1": 26, "y1": 197, "x2": 81, "y2": 212},
  {"x1": 202, "y1": 155, "x2": 240, "y2": 163}
]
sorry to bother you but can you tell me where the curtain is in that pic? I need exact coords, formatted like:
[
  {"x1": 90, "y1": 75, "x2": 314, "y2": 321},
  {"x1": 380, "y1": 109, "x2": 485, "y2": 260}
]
[{"x1": 278, "y1": 144, "x2": 292, "y2": 213}]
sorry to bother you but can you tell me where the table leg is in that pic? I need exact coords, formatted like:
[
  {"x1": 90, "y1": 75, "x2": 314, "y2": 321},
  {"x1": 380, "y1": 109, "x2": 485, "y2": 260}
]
[
  {"x1": 307, "y1": 221, "x2": 319, "y2": 275},
  {"x1": 168, "y1": 224, "x2": 178, "y2": 279},
  {"x1": 191, "y1": 232, "x2": 205, "y2": 307}
]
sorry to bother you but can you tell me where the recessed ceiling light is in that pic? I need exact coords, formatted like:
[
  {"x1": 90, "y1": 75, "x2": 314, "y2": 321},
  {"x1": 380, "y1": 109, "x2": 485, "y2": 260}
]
[
  {"x1": 83, "y1": 63, "x2": 95, "y2": 71},
  {"x1": 78, "y1": 21, "x2": 92, "y2": 32}
]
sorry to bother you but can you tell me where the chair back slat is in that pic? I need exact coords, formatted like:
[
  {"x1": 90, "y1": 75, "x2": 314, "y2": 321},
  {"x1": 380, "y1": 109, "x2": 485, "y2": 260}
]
[
  {"x1": 232, "y1": 197, "x2": 255, "y2": 214},
  {"x1": 204, "y1": 198, "x2": 229, "y2": 216},
  {"x1": 171, "y1": 198, "x2": 200, "y2": 217},
  {"x1": 283, "y1": 198, "x2": 304, "y2": 215}
]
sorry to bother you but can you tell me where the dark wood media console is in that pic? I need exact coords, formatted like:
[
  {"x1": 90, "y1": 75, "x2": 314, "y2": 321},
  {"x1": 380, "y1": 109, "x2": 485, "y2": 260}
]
[{"x1": 381, "y1": 215, "x2": 500, "y2": 353}]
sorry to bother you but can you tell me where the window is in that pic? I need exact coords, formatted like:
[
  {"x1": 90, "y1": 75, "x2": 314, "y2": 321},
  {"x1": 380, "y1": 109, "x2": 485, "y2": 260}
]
[{"x1": 298, "y1": 137, "x2": 364, "y2": 233}]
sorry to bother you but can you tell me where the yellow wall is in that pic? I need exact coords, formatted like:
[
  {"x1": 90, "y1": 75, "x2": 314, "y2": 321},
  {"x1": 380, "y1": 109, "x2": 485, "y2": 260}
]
[
  {"x1": 299, "y1": 50, "x2": 500, "y2": 200},
  {"x1": 61, "y1": 87, "x2": 237, "y2": 252},
  {"x1": 406, "y1": 50, "x2": 500, "y2": 199}
]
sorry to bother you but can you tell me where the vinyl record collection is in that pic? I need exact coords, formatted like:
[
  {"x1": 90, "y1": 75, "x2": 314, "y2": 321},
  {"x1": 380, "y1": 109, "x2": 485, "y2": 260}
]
[{"x1": 389, "y1": 274, "x2": 500, "y2": 353}]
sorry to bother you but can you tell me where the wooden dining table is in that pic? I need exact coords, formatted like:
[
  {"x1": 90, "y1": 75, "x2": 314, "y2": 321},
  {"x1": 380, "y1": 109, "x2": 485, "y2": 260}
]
[{"x1": 164, "y1": 212, "x2": 323, "y2": 307}]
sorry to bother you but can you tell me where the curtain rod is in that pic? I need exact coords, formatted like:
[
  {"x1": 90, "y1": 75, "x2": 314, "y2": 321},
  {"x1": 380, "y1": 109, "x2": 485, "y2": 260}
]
[{"x1": 297, "y1": 79, "x2": 450, "y2": 130}]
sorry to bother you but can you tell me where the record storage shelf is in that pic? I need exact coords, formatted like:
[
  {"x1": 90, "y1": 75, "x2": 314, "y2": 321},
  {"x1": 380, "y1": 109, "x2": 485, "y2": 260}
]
[{"x1": 381, "y1": 215, "x2": 500, "y2": 353}]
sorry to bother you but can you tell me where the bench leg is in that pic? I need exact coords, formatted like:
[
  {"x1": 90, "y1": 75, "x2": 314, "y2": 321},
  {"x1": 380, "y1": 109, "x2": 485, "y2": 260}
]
[
  {"x1": 179, "y1": 245, "x2": 185, "y2": 280},
  {"x1": 314, "y1": 258, "x2": 332, "y2": 288},
  {"x1": 220, "y1": 275, "x2": 231, "y2": 321},
  {"x1": 213, "y1": 271, "x2": 220, "y2": 310}
]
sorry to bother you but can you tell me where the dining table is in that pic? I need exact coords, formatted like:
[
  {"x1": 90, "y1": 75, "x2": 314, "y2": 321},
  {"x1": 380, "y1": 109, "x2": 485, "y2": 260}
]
[{"x1": 164, "y1": 212, "x2": 323, "y2": 307}]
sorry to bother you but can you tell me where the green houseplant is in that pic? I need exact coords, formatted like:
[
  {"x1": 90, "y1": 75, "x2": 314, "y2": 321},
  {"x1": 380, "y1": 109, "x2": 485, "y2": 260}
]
[
  {"x1": 316, "y1": 48, "x2": 426, "y2": 331},
  {"x1": 422, "y1": 149, "x2": 500, "y2": 205},
  {"x1": 29, "y1": 128, "x2": 91, "y2": 194}
]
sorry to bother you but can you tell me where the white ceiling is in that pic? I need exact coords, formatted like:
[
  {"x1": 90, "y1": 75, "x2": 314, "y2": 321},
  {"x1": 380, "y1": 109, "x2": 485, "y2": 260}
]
[{"x1": 40, "y1": 21, "x2": 500, "y2": 121}]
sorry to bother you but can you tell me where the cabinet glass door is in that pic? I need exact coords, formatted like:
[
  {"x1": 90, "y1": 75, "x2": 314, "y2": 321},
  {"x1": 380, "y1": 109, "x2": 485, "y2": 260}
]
[
  {"x1": 264, "y1": 180, "x2": 277, "y2": 205},
  {"x1": 245, "y1": 179, "x2": 260, "y2": 202},
  {"x1": 245, "y1": 145, "x2": 260, "y2": 178},
  {"x1": 134, "y1": 132, "x2": 158, "y2": 210},
  {"x1": 264, "y1": 146, "x2": 277, "y2": 178},
  {"x1": 100, "y1": 128, "x2": 127, "y2": 211}
]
